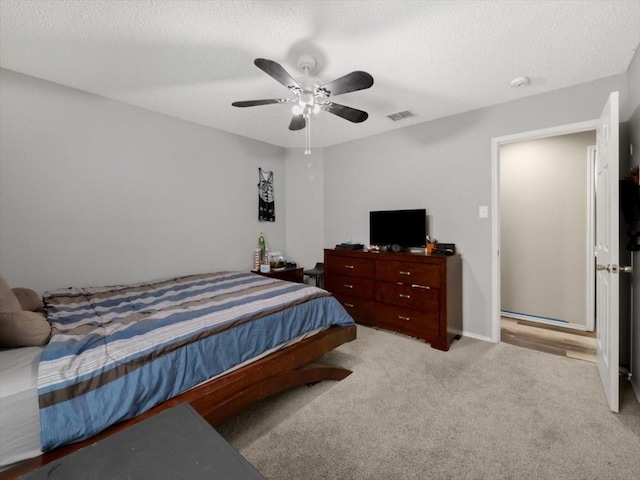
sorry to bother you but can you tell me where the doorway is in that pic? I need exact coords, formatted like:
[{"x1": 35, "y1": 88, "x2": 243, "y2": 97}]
[
  {"x1": 490, "y1": 119, "x2": 599, "y2": 344},
  {"x1": 499, "y1": 131, "x2": 596, "y2": 331}
]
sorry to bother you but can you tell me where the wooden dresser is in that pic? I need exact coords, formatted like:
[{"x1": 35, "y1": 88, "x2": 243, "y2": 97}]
[{"x1": 324, "y1": 248, "x2": 462, "y2": 351}]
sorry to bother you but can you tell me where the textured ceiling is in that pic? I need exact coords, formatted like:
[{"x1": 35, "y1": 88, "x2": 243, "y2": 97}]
[{"x1": 1, "y1": 0, "x2": 639, "y2": 149}]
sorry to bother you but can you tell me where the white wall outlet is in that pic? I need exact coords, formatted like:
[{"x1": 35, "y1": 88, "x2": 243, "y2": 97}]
[{"x1": 479, "y1": 205, "x2": 489, "y2": 218}]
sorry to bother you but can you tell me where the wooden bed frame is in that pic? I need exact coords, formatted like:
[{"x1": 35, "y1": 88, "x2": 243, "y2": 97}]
[{"x1": 1, "y1": 324, "x2": 357, "y2": 479}]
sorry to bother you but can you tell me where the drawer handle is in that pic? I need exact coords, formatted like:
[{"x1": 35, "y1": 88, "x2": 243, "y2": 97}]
[
  {"x1": 344, "y1": 284, "x2": 354, "y2": 289},
  {"x1": 411, "y1": 284, "x2": 431, "y2": 290},
  {"x1": 345, "y1": 303, "x2": 354, "y2": 308},
  {"x1": 398, "y1": 315, "x2": 410, "y2": 321},
  {"x1": 345, "y1": 265, "x2": 355, "y2": 269},
  {"x1": 399, "y1": 271, "x2": 411, "y2": 276},
  {"x1": 399, "y1": 293, "x2": 411, "y2": 299}
]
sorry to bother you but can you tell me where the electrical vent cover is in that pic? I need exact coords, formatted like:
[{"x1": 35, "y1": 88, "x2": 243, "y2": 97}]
[{"x1": 386, "y1": 110, "x2": 416, "y2": 121}]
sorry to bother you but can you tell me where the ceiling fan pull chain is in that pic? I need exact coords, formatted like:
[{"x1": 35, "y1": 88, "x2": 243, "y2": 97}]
[{"x1": 305, "y1": 114, "x2": 311, "y2": 155}]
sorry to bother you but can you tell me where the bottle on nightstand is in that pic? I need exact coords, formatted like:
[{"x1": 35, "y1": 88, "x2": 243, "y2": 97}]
[{"x1": 260, "y1": 248, "x2": 271, "y2": 273}]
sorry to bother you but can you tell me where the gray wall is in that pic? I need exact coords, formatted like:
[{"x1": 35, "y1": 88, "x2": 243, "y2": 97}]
[
  {"x1": 0, "y1": 69, "x2": 286, "y2": 294},
  {"x1": 323, "y1": 74, "x2": 628, "y2": 340},
  {"x1": 284, "y1": 148, "x2": 325, "y2": 277}
]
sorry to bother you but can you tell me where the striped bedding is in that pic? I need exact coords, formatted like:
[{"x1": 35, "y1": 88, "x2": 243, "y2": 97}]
[{"x1": 37, "y1": 271, "x2": 354, "y2": 451}]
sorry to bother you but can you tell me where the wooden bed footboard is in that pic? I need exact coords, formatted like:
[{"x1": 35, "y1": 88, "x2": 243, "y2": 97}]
[{"x1": 1, "y1": 325, "x2": 357, "y2": 479}]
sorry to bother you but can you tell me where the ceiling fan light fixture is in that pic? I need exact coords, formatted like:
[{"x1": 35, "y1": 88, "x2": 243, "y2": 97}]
[{"x1": 292, "y1": 105, "x2": 303, "y2": 115}]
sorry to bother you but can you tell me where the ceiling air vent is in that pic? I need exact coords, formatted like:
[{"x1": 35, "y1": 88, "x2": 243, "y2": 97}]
[{"x1": 386, "y1": 110, "x2": 416, "y2": 122}]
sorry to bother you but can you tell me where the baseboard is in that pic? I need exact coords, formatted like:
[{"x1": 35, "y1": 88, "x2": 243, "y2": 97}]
[
  {"x1": 462, "y1": 330, "x2": 494, "y2": 343},
  {"x1": 501, "y1": 311, "x2": 589, "y2": 332}
]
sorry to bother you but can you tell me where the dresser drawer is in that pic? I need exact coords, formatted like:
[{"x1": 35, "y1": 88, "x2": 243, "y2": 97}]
[
  {"x1": 375, "y1": 282, "x2": 440, "y2": 311},
  {"x1": 325, "y1": 274, "x2": 375, "y2": 300},
  {"x1": 325, "y1": 255, "x2": 375, "y2": 279},
  {"x1": 375, "y1": 261, "x2": 441, "y2": 288},
  {"x1": 332, "y1": 294, "x2": 375, "y2": 323},
  {"x1": 374, "y1": 303, "x2": 440, "y2": 338}
]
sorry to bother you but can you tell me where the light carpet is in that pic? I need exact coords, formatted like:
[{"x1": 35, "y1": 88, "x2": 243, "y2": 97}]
[{"x1": 217, "y1": 325, "x2": 640, "y2": 480}]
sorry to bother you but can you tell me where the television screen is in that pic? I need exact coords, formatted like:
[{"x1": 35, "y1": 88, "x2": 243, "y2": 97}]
[{"x1": 369, "y1": 209, "x2": 427, "y2": 248}]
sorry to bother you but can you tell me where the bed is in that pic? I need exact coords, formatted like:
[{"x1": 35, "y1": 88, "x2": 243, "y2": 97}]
[{"x1": 0, "y1": 271, "x2": 356, "y2": 478}]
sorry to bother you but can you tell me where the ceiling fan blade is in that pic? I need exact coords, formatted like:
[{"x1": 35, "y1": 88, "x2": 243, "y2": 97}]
[
  {"x1": 317, "y1": 71, "x2": 374, "y2": 97},
  {"x1": 254, "y1": 58, "x2": 302, "y2": 94},
  {"x1": 321, "y1": 102, "x2": 369, "y2": 123},
  {"x1": 289, "y1": 114, "x2": 306, "y2": 131},
  {"x1": 232, "y1": 98, "x2": 290, "y2": 107}
]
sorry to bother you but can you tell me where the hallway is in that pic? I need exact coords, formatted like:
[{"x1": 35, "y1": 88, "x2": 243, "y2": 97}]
[{"x1": 501, "y1": 317, "x2": 597, "y2": 363}]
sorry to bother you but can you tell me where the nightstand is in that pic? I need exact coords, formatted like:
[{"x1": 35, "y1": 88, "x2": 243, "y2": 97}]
[{"x1": 254, "y1": 267, "x2": 304, "y2": 283}]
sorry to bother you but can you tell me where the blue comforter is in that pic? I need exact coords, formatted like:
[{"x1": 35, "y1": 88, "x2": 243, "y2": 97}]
[{"x1": 38, "y1": 271, "x2": 353, "y2": 451}]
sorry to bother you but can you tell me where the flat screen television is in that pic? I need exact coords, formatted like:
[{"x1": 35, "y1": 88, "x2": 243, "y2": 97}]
[{"x1": 369, "y1": 209, "x2": 427, "y2": 249}]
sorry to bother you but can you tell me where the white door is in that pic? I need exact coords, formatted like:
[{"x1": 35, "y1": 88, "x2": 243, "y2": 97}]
[{"x1": 595, "y1": 91, "x2": 619, "y2": 413}]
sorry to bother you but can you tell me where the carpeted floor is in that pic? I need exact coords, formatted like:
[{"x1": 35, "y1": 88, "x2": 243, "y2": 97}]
[{"x1": 217, "y1": 325, "x2": 640, "y2": 480}]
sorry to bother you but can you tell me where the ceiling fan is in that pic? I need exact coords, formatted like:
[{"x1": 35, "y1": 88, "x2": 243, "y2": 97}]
[{"x1": 232, "y1": 55, "x2": 374, "y2": 154}]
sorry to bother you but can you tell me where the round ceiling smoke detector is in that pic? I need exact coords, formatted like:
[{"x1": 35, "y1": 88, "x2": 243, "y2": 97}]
[{"x1": 510, "y1": 76, "x2": 530, "y2": 88}]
